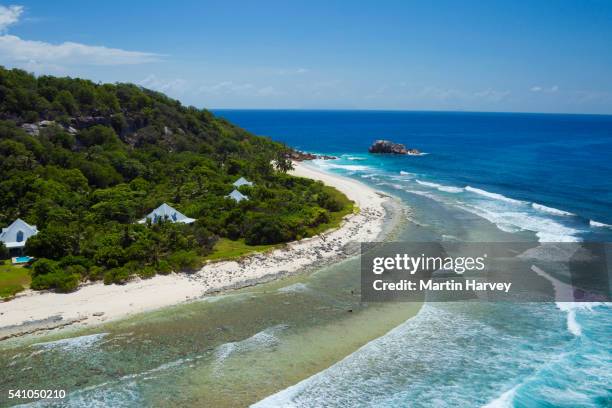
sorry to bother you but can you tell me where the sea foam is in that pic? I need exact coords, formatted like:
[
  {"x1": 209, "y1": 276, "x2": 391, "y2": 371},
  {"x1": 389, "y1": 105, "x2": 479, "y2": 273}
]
[
  {"x1": 319, "y1": 163, "x2": 371, "y2": 172},
  {"x1": 589, "y1": 220, "x2": 612, "y2": 228},
  {"x1": 457, "y1": 203, "x2": 581, "y2": 242},
  {"x1": 214, "y1": 324, "x2": 288, "y2": 366},
  {"x1": 482, "y1": 385, "x2": 518, "y2": 408},
  {"x1": 465, "y1": 186, "x2": 526, "y2": 205},
  {"x1": 531, "y1": 203, "x2": 574, "y2": 217},
  {"x1": 416, "y1": 179, "x2": 463, "y2": 193}
]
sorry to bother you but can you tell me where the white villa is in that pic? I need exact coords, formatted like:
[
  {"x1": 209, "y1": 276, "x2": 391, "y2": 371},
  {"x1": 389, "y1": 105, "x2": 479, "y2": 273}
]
[
  {"x1": 0, "y1": 218, "x2": 38, "y2": 253},
  {"x1": 233, "y1": 177, "x2": 254, "y2": 188},
  {"x1": 138, "y1": 203, "x2": 196, "y2": 224},
  {"x1": 227, "y1": 189, "x2": 248, "y2": 202}
]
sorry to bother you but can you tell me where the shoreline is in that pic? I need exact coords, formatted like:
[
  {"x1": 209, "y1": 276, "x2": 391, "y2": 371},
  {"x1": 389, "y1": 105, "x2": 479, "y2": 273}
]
[{"x1": 0, "y1": 162, "x2": 400, "y2": 341}]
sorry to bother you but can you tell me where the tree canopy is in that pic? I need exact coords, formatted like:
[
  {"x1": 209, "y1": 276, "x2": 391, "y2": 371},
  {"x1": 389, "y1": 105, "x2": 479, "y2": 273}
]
[{"x1": 0, "y1": 66, "x2": 351, "y2": 292}]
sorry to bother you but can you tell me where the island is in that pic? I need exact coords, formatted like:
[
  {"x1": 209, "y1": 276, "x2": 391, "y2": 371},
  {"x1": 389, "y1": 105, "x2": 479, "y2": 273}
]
[
  {"x1": 0, "y1": 66, "x2": 358, "y2": 296},
  {"x1": 368, "y1": 139, "x2": 422, "y2": 155}
]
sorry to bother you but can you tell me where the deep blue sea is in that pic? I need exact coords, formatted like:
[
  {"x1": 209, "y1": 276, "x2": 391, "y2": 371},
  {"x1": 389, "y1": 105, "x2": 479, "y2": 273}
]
[
  {"x1": 215, "y1": 110, "x2": 612, "y2": 408},
  {"x1": 3, "y1": 111, "x2": 610, "y2": 408},
  {"x1": 217, "y1": 110, "x2": 612, "y2": 233}
]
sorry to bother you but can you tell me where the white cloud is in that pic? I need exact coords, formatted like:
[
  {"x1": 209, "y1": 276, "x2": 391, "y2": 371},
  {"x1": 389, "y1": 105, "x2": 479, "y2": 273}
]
[
  {"x1": 0, "y1": 4, "x2": 161, "y2": 67},
  {"x1": 474, "y1": 88, "x2": 510, "y2": 102},
  {"x1": 275, "y1": 67, "x2": 309, "y2": 75},
  {"x1": 531, "y1": 85, "x2": 559, "y2": 93},
  {"x1": 139, "y1": 74, "x2": 187, "y2": 94},
  {"x1": 197, "y1": 81, "x2": 283, "y2": 98},
  {"x1": 257, "y1": 86, "x2": 281, "y2": 96},
  {"x1": 419, "y1": 86, "x2": 465, "y2": 101},
  {"x1": 0, "y1": 35, "x2": 161, "y2": 65},
  {"x1": 199, "y1": 81, "x2": 255, "y2": 94},
  {"x1": 0, "y1": 4, "x2": 22, "y2": 32}
]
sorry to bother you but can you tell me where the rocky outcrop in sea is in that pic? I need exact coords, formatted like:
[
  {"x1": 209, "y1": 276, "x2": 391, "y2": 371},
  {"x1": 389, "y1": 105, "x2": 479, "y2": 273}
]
[{"x1": 368, "y1": 140, "x2": 421, "y2": 155}]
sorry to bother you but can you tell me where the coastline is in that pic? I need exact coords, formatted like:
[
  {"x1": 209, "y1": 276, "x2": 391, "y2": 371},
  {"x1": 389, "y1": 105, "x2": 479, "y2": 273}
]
[{"x1": 0, "y1": 161, "x2": 399, "y2": 340}]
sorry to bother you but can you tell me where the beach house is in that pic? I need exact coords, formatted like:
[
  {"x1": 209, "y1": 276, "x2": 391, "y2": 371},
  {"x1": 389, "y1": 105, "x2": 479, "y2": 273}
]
[
  {"x1": 233, "y1": 177, "x2": 254, "y2": 188},
  {"x1": 227, "y1": 189, "x2": 249, "y2": 202},
  {"x1": 0, "y1": 218, "x2": 39, "y2": 255},
  {"x1": 138, "y1": 203, "x2": 196, "y2": 224}
]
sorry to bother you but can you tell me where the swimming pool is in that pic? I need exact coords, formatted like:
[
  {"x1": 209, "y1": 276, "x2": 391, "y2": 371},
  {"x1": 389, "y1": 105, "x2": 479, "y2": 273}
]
[{"x1": 13, "y1": 256, "x2": 32, "y2": 264}]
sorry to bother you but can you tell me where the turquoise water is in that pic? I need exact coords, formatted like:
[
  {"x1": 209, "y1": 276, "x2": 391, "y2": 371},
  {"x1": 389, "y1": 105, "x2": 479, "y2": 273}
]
[
  {"x1": 216, "y1": 110, "x2": 612, "y2": 407},
  {"x1": 14, "y1": 256, "x2": 32, "y2": 263},
  {"x1": 217, "y1": 110, "x2": 612, "y2": 229},
  {"x1": 1, "y1": 111, "x2": 610, "y2": 407}
]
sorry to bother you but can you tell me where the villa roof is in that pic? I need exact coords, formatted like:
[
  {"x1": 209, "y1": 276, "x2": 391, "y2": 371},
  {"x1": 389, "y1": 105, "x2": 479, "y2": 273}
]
[
  {"x1": 138, "y1": 203, "x2": 196, "y2": 224},
  {"x1": 227, "y1": 189, "x2": 248, "y2": 202},
  {"x1": 233, "y1": 177, "x2": 253, "y2": 187},
  {"x1": 0, "y1": 218, "x2": 39, "y2": 248}
]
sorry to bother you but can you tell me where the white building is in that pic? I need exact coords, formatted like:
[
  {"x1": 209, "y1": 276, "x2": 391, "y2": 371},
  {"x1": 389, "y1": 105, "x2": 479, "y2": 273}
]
[
  {"x1": 0, "y1": 219, "x2": 38, "y2": 252},
  {"x1": 233, "y1": 177, "x2": 254, "y2": 188},
  {"x1": 227, "y1": 189, "x2": 248, "y2": 202},
  {"x1": 138, "y1": 203, "x2": 196, "y2": 224}
]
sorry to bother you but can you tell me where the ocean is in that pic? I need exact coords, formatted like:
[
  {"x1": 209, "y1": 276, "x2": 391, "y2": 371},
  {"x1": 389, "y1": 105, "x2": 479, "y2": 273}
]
[
  {"x1": 217, "y1": 110, "x2": 612, "y2": 407},
  {"x1": 1, "y1": 110, "x2": 610, "y2": 407}
]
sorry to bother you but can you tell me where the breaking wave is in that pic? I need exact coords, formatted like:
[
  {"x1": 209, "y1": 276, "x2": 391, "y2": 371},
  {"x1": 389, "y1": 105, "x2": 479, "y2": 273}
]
[
  {"x1": 465, "y1": 186, "x2": 527, "y2": 205},
  {"x1": 589, "y1": 220, "x2": 611, "y2": 228},
  {"x1": 415, "y1": 179, "x2": 463, "y2": 193},
  {"x1": 531, "y1": 203, "x2": 574, "y2": 217}
]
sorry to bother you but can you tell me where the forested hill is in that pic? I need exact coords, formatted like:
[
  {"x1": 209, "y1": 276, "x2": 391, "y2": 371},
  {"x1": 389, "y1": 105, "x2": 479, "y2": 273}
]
[{"x1": 0, "y1": 66, "x2": 352, "y2": 293}]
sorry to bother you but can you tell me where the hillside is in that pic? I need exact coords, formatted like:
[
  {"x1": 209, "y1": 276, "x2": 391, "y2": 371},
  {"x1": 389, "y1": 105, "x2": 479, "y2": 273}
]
[{"x1": 0, "y1": 66, "x2": 352, "y2": 293}]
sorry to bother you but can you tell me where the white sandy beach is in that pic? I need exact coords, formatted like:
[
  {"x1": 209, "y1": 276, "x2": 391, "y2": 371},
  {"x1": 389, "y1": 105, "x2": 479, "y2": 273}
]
[{"x1": 0, "y1": 162, "x2": 392, "y2": 337}]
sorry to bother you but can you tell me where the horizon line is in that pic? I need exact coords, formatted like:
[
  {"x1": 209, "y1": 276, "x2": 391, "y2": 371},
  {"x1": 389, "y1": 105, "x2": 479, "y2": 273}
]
[{"x1": 209, "y1": 108, "x2": 612, "y2": 117}]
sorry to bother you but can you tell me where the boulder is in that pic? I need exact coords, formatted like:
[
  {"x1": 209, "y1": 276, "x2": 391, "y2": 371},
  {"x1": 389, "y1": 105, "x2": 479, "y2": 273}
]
[
  {"x1": 288, "y1": 150, "x2": 337, "y2": 161},
  {"x1": 368, "y1": 140, "x2": 420, "y2": 155},
  {"x1": 72, "y1": 116, "x2": 111, "y2": 129}
]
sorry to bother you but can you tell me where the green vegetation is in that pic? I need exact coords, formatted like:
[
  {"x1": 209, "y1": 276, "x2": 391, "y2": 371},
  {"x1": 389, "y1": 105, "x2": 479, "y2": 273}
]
[
  {"x1": 0, "y1": 66, "x2": 353, "y2": 293},
  {"x1": 204, "y1": 186, "x2": 352, "y2": 261},
  {"x1": 205, "y1": 238, "x2": 282, "y2": 262},
  {"x1": 301, "y1": 184, "x2": 354, "y2": 236},
  {"x1": 0, "y1": 261, "x2": 31, "y2": 299}
]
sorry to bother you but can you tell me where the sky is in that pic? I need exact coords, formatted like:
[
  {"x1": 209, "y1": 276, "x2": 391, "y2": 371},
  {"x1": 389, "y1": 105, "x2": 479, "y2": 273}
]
[{"x1": 1, "y1": 1, "x2": 611, "y2": 114}]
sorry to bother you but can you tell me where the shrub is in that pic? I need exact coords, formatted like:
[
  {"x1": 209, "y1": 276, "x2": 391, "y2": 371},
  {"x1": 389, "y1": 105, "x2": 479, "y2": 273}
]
[
  {"x1": 65, "y1": 264, "x2": 87, "y2": 277},
  {"x1": 31, "y1": 258, "x2": 61, "y2": 277},
  {"x1": 244, "y1": 215, "x2": 293, "y2": 245},
  {"x1": 25, "y1": 227, "x2": 75, "y2": 259},
  {"x1": 89, "y1": 265, "x2": 105, "y2": 281},
  {"x1": 0, "y1": 242, "x2": 8, "y2": 260},
  {"x1": 94, "y1": 244, "x2": 126, "y2": 269},
  {"x1": 137, "y1": 266, "x2": 156, "y2": 279},
  {"x1": 59, "y1": 255, "x2": 93, "y2": 270},
  {"x1": 156, "y1": 260, "x2": 172, "y2": 275},
  {"x1": 54, "y1": 272, "x2": 80, "y2": 293},
  {"x1": 167, "y1": 250, "x2": 200, "y2": 271},
  {"x1": 31, "y1": 271, "x2": 80, "y2": 293},
  {"x1": 317, "y1": 190, "x2": 345, "y2": 212},
  {"x1": 103, "y1": 267, "x2": 132, "y2": 285}
]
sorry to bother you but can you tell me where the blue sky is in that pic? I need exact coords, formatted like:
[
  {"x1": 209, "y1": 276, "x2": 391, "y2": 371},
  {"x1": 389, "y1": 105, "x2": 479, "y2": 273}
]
[{"x1": 1, "y1": 1, "x2": 611, "y2": 113}]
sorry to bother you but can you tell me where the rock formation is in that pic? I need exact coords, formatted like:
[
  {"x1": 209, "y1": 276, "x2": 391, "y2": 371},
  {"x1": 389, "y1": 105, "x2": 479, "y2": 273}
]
[{"x1": 368, "y1": 140, "x2": 421, "y2": 155}]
